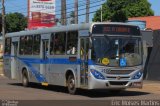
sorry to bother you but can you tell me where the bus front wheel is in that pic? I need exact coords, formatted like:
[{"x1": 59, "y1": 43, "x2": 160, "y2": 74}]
[
  {"x1": 22, "y1": 70, "x2": 29, "y2": 87},
  {"x1": 67, "y1": 74, "x2": 76, "y2": 94}
]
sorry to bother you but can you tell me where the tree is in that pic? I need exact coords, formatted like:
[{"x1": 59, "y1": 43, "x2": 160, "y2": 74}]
[
  {"x1": 93, "y1": 0, "x2": 154, "y2": 22},
  {"x1": 5, "y1": 12, "x2": 27, "y2": 33}
]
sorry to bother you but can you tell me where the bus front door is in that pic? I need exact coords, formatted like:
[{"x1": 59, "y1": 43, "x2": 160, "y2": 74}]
[
  {"x1": 40, "y1": 40, "x2": 49, "y2": 81},
  {"x1": 80, "y1": 38, "x2": 89, "y2": 87},
  {"x1": 11, "y1": 41, "x2": 18, "y2": 79}
]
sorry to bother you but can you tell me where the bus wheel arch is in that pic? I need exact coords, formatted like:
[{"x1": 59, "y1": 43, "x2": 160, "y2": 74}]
[
  {"x1": 65, "y1": 70, "x2": 77, "y2": 94},
  {"x1": 22, "y1": 68, "x2": 29, "y2": 87}
]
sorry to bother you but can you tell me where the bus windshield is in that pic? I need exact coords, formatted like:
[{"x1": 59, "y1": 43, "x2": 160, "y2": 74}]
[{"x1": 91, "y1": 36, "x2": 142, "y2": 67}]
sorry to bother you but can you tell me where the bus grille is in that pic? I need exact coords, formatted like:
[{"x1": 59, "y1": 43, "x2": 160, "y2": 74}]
[
  {"x1": 106, "y1": 69, "x2": 134, "y2": 75},
  {"x1": 106, "y1": 76, "x2": 130, "y2": 79},
  {"x1": 109, "y1": 81, "x2": 128, "y2": 86}
]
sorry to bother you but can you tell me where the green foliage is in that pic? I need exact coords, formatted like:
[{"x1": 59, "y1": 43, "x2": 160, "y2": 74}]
[
  {"x1": 93, "y1": 0, "x2": 154, "y2": 22},
  {"x1": 6, "y1": 12, "x2": 27, "y2": 33}
]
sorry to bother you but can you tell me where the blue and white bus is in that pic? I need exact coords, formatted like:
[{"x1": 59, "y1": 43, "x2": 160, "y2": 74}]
[{"x1": 4, "y1": 22, "x2": 144, "y2": 94}]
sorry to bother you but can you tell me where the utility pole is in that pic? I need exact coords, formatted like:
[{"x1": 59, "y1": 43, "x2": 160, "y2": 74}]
[
  {"x1": 74, "y1": 0, "x2": 78, "y2": 24},
  {"x1": 61, "y1": 0, "x2": 66, "y2": 25},
  {"x1": 86, "y1": 0, "x2": 90, "y2": 23},
  {"x1": 1, "y1": 0, "x2": 5, "y2": 38},
  {"x1": 101, "y1": 5, "x2": 102, "y2": 22},
  {"x1": 1, "y1": 0, "x2": 5, "y2": 76}
]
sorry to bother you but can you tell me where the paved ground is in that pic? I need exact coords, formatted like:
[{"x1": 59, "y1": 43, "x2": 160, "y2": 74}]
[
  {"x1": 0, "y1": 76, "x2": 160, "y2": 100},
  {"x1": 0, "y1": 61, "x2": 3, "y2": 76},
  {"x1": 0, "y1": 76, "x2": 160, "y2": 106}
]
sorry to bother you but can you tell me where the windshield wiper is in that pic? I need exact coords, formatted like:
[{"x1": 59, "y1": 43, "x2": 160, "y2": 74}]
[
  {"x1": 103, "y1": 35, "x2": 114, "y2": 56},
  {"x1": 104, "y1": 34, "x2": 111, "y2": 43}
]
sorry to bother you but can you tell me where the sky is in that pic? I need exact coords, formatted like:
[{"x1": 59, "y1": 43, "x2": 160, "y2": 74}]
[{"x1": 2, "y1": 0, "x2": 160, "y2": 23}]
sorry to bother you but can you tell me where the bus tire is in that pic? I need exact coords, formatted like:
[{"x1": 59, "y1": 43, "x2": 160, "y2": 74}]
[
  {"x1": 22, "y1": 70, "x2": 29, "y2": 87},
  {"x1": 67, "y1": 74, "x2": 76, "y2": 95}
]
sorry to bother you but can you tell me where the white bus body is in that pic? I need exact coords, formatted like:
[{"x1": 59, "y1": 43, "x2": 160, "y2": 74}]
[{"x1": 3, "y1": 22, "x2": 144, "y2": 94}]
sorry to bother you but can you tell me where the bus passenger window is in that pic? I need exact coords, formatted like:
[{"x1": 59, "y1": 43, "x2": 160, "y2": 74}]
[
  {"x1": 26, "y1": 36, "x2": 33, "y2": 55},
  {"x1": 66, "y1": 31, "x2": 78, "y2": 55},
  {"x1": 4, "y1": 38, "x2": 11, "y2": 55},
  {"x1": 50, "y1": 33, "x2": 54, "y2": 55},
  {"x1": 20, "y1": 36, "x2": 33, "y2": 55},
  {"x1": 54, "y1": 33, "x2": 66, "y2": 55},
  {"x1": 33, "y1": 35, "x2": 41, "y2": 55},
  {"x1": 55, "y1": 45, "x2": 64, "y2": 54},
  {"x1": 19, "y1": 36, "x2": 25, "y2": 55}
]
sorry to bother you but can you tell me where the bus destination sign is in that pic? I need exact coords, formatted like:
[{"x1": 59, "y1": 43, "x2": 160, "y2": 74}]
[{"x1": 92, "y1": 24, "x2": 141, "y2": 35}]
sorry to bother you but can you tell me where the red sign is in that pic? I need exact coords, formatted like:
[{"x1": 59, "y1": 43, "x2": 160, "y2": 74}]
[{"x1": 28, "y1": 0, "x2": 56, "y2": 30}]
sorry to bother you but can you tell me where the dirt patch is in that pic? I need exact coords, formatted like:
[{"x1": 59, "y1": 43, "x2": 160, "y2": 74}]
[
  {"x1": 128, "y1": 81, "x2": 160, "y2": 94},
  {"x1": 0, "y1": 61, "x2": 4, "y2": 75}
]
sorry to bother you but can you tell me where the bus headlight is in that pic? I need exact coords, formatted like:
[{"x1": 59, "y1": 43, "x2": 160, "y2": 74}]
[
  {"x1": 90, "y1": 69, "x2": 105, "y2": 80},
  {"x1": 132, "y1": 71, "x2": 143, "y2": 79}
]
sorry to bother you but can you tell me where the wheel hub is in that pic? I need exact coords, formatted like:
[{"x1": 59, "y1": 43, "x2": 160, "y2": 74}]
[{"x1": 69, "y1": 79, "x2": 75, "y2": 89}]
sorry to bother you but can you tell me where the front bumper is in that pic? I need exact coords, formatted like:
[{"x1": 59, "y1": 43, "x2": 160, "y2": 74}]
[{"x1": 88, "y1": 73, "x2": 143, "y2": 90}]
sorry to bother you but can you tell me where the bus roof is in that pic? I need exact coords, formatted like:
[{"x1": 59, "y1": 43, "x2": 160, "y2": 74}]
[
  {"x1": 6, "y1": 23, "x2": 91, "y2": 37},
  {"x1": 5, "y1": 22, "x2": 139, "y2": 38}
]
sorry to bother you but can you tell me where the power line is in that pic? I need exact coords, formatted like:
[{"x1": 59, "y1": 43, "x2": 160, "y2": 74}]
[
  {"x1": 12, "y1": 0, "x2": 95, "y2": 9},
  {"x1": 23, "y1": 2, "x2": 103, "y2": 25},
  {"x1": 5, "y1": 0, "x2": 105, "y2": 14},
  {"x1": 67, "y1": 3, "x2": 102, "y2": 15},
  {"x1": 4, "y1": 0, "x2": 104, "y2": 25},
  {"x1": 86, "y1": 0, "x2": 90, "y2": 23},
  {"x1": 8, "y1": 0, "x2": 102, "y2": 14},
  {"x1": 5, "y1": 0, "x2": 91, "y2": 12},
  {"x1": 61, "y1": 0, "x2": 66, "y2": 25},
  {"x1": 56, "y1": 0, "x2": 105, "y2": 12},
  {"x1": 26, "y1": 3, "x2": 102, "y2": 17},
  {"x1": 74, "y1": 0, "x2": 78, "y2": 24},
  {"x1": 27, "y1": 10, "x2": 98, "y2": 24}
]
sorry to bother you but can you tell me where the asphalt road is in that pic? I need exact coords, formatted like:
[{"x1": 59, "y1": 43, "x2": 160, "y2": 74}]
[{"x1": 0, "y1": 76, "x2": 160, "y2": 106}]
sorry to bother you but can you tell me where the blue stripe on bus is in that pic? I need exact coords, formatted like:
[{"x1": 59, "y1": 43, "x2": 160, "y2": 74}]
[
  {"x1": 4, "y1": 55, "x2": 95, "y2": 65},
  {"x1": 23, "y1": 61, "x2": 47, "y2": 83},
  {"x1": 19, "y1": 58, "x2": 81, "y2": 64},
  {"x1": 4, "y1": 55, "x2": 48, "y2": 83},
  {"x1": 19, "y1": 58, "x2": 95, "y2": 65},
  {"x1": 3, "y1": 55, "x2": 15, "y2": 58},
  {"x1": 3, "y1": 55, "x2": 95, "y2": 83}
]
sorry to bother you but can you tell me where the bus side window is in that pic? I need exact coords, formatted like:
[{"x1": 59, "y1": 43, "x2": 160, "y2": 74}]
[
  {"x1": 80, "y1": 38, "x2": 89, "y2": 60},
  {"x1": 4, "y1": 38, "x2": 11, "y2": 55},
  {"x1": 33, "y1": 35, "x2": 41, "y2": 55},
  {"x1": 24, "y1": 36, "x2": 28, "y2": 54},
  {"x1": 66, "y1": 31, "x2": 78, "y2": 55},
  {"x1": 26, "y1": 36, "x2": 33, "y2": 55},
  {"x1": 19, "y1": 36, "x2": 25, "y2": 55},
  {"x1": 54, "y1": 32, "x2": 66, "y2": 55},
  {"x1": 50, "y1": 33, "x2": 54, "y2": 55},
  {"x1": 20, "y1": 36, "x2": 33, "y2": 55}
]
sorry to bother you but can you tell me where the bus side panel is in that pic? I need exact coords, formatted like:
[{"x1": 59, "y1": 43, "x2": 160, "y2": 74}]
[
  {"x1": 30, "y1": 64, "x2": 40, "y2": 83},
  {"x1": 48, "y1": 63, "x2": 78, "y2": 87},
  {"x1": 18, "y1": 57, "x2": 40, "y2": 83},
  {"x1": 3, "y1": 57, "x2": 11, "y2": 78},
  {"x1": 15, "y1": 58, "x2": 22, "y2": 81},
  {"x1": 49, "y1": 64, "x2": 68, "y2": 86},
  {"x1": 18, "y1": 58, "x2": 27, "y2": 80}
]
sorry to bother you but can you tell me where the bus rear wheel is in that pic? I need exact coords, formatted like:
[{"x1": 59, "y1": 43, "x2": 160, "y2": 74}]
[
  {"x1": 67, "y1": 74, "x2": 76, "y2": 95},
  {"x1": 22, "y1": 70, "x2": 29, "y2": 87}
]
